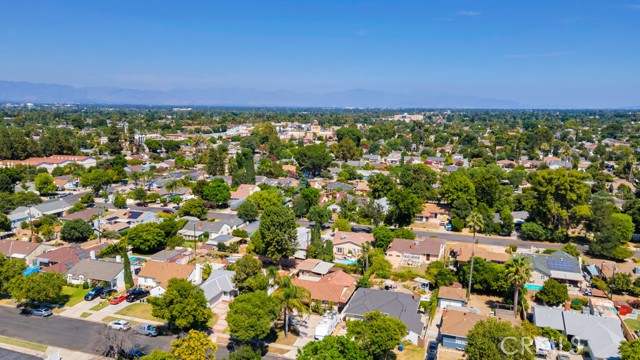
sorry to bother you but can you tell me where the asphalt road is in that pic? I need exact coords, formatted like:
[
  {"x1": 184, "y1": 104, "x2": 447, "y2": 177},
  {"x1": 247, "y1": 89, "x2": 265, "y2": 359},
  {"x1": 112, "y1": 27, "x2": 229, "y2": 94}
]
[{"x1": 0, "y1": 347, "x2": 42, "y2": 360}]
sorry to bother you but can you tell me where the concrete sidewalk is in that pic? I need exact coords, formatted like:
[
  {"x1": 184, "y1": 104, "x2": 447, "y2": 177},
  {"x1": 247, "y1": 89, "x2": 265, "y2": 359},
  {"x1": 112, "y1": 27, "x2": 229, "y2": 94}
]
[{"x1": 0, "y1": 340, "x2": 106, "y2": 360}]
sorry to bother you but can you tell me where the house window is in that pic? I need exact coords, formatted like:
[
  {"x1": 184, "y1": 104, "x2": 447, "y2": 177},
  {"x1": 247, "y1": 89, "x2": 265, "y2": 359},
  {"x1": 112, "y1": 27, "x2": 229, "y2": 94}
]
[{"x1": 336, "y1": 247, "x2": 344, "y2": 254}]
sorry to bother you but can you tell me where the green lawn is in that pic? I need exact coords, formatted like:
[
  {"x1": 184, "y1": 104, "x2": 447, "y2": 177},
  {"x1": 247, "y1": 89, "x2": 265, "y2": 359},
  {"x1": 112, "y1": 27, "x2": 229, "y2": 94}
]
[
  {"x1": 115, "y1": 303, "x2": 162, "y2": 322},
  {"x1": 57, "y1": 286, "x2": 87, "y2": 307},
  {"x1": 393, "y1": 342, "x2": 425, "y2": 360},
  {"x1": 0, "y1": 335, "x2": 48, "y2": 352},
  {"x1": 90, "y1": 300, "x2": 110, "y2": 311},
  {"x1": 80, "y1": 312, "x2": 92, "y2": 318},
  {"x1": 625, "y1": 318, "x2": 640, "y2": 331}
]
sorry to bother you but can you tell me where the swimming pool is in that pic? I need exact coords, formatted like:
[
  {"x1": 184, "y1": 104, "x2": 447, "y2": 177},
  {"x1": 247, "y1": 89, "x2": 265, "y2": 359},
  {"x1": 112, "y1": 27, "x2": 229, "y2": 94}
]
[
  {"x1": 129, "y1": 257, "x2": 144, "y2": 262},
  {"x1": 524, "y1": 283, "x2": 543, "y2": 291},
  {"x1": 334, "y1": 259, "x2": 358, "y2": 265}
]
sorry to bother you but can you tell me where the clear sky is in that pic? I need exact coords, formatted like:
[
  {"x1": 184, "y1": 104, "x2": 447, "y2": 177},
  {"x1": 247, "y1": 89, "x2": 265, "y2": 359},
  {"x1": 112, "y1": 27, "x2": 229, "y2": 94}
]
[{"x1": 1, "y1": 0, "x2": 639, "y2": 107}]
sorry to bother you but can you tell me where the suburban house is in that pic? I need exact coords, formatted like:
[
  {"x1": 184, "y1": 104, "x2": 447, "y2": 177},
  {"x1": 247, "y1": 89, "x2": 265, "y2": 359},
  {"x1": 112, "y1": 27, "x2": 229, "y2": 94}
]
[
  {"x1": 37, "y1": 244, "x2": 105, "y2": 273},
  {"x1": 385, "y1": 238, "x2": 446, "y2": 267},
  {"x1": 440, "y1": 307, "x2": 519, "y2": 350},
  {"x1": 295, "y1": 259, "x2": 335, "y2": 279},
  {"x1": 94, "y1": 209, "x2": 159, "y2": 233},
  {"x1": 60, "y1": 207, "x2": 104, "y2": 223},
  {"x1": 415, "y1": 203, "x2": 450, "y2": 223},
  {"x1": 200, "y1": 269, "x2": 238, "y2": 307},
  {"x1": 0, "y1": 155, "x2": 96, "y2": 172},
  {"x1": 9, "y1": 199, "x2": 73, "y2": 228},
  {"x1": 293, "y1": 268, "x2": 357, "y2": 309},
  {"x1": 332, "y1": 231, "x2": 374, "y2": 259},
  {"x1": 525, "y1": 251, "x2": 585, "y2": 290},
  {"x1": 451, "y1": 243, "x2": 511, "y2": 265},
  {"x1": 230, "y1": 184, "x2": 259, "y2": 201},
  {"x1": 54, "y1": 175, "x2": 78, "y2": 191},
  {"x1": 437, "y1": 286, "x2": 467, "y2": 309},
  {"x1": 532, "y1": 306, "x2": 625, "y2": 360},
  {"x1": 137, "y1": 261, "x2": 201, "y2": 297},
  {"x1": 66, "y1": 258, "x2": 130, "y2": 289},
  {"x1": 149, "y1": 249, "x2": 192, "y2": 264},
  {"x1": 0, "y1": 240, "x2": 50, "y2": 266},
  {"x1": 178, "y1": 219, "x2": 234, "y2": 240},
  {"x1": 341, "y1": 288, "x2": 425, "y2": 345}
]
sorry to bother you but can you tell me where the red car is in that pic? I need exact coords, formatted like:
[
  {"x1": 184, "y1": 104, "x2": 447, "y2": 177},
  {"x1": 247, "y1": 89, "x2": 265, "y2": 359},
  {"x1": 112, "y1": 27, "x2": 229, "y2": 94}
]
[{"x1": 110, "y1": 293, "x2": 127, "y2": 305}]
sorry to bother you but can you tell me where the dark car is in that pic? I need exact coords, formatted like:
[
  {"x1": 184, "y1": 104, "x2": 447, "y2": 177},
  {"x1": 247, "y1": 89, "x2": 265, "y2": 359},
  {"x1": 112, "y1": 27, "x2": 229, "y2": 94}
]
[
  {"x1": 84, "y1": 286, "x2": 104, "y2": 301},
  {"x1": 126, "y1": 288, "x2": 149, "y2": 302},
  {"x1": 427, "y1": 341, "x2": 439, "y2": 355},
  {"x1": 426, "y1": 354, "x2": 437, "y2": 360},
  {"x1": 123, "y1": 349, "x2": 146, "y2": 359},
  {"x1": 100, "y1": 288, "x2": 117, "y2": 299}
]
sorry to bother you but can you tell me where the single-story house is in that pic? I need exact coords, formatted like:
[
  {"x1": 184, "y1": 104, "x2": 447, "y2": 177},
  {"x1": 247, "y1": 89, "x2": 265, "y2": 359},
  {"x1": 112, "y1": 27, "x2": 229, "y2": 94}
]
[
  {"x1": 137, "y1": 261, "x2": 201, "y2": 297},
  {"x1": 178, "y1": 220, "x2": 233, "y2": 240},
  {"x1": 200, "y1": 269, "x2": 238, "y2": 307},
  {"x1": 293, "y1": 269, "x2": 356, "y2": 309},
  {"x1": 66, "y1": 258, "x2": 130, "y2": 289},
  {"x1": 230, "y1": 184, "x2": 259, "y2": 201},
  {"x1": 342, "y1": 288, "x2": 425, "y2": 345},
  {"x1": 415, "y1": 203, "x2": 450, "y2": 222},
  {"x1": 440, "y1": 308, "x2": 519, "y2": 350},
  {"x1": 437, "y1": 286, "x2": 467, "y2": 309},
  {"x1": 0, "y1": 240, "x2": 50, "y2": 266},
  {"x1": 385, "y1": 238, "x2": 446, "y2": 267},
  {"x1": 525, "y1": 251, "x2": 585, "y2": 289},
  {"x1": 532, "y1": 306, "x2": 625, "y2": 360}
]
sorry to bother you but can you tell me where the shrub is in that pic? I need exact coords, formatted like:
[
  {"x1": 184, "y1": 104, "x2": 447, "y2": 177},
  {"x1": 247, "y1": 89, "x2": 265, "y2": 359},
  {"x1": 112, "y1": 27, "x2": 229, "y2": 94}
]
[
  {"x1": 451, "y1": 218, "x2": 464, "y2": 232},
  {"x1": 520, "y1": 222, "x2": 549, "y2": 241}
]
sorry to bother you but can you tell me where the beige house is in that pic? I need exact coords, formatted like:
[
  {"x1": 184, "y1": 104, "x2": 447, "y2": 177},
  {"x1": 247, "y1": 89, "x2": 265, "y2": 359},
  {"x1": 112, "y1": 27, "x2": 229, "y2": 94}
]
[
  {"x1": 332, "y1": 231, "x2": 374, "y2": 259},
  {"x1": 385, "y1": 238, "x2": 446, "y2": 267}
]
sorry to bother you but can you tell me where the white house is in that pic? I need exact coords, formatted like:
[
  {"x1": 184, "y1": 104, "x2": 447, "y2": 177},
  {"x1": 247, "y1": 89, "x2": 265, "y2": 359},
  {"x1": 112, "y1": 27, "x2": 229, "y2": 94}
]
[{"x1": 137, "y1": 261, "x2": 201, "y2": 297}]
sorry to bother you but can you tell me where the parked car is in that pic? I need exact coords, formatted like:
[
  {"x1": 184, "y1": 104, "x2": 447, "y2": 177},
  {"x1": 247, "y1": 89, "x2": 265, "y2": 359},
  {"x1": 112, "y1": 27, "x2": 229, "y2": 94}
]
[
  {"x1": 31, "y1": 308, "x2": 52, "y2": 317},
  {"x1": 100, "y1": 289, "x2": 117, "y2": 299},
  {"x1": 84, "y1": 286, "x2": 104, "y2": 301},
  {"x1": 427, "y1": 341, "x2": 439, "y2": 355},
  {"x1": 426, "y1": 354, "x2": 437, "y2": 360},
  {"x1": 445, "y1": 223, "x2": 453, "y2": 231},
  {"x1": 123, "y1": 349, "x2": 146, "y2": 359},
  {"x1": 126, "y1": 288, "x2": 150, "y2": 302},
  {"x1": 557, "y1": 352, "x2": 571, "y2": 360},
  {"x1": 132, "y1": 324, "x2": 158, "y2": 337},
  {"x1": 108, "y1": 320, "x2": 131, "y2": 331},
  {"x1": 110, "y1": 293, "x2": 128, "y2": 305}
]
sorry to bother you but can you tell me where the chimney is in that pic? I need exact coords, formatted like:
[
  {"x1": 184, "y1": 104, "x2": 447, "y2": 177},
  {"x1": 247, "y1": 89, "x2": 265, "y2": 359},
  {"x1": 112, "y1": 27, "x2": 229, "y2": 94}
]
[
  {"x1": 116, "y1": 255, "x2": 122, "y2": 263},
  {"x1": 198, "y1": 221, "x2": 203, "y2": 229},
  {"x1": 413, "y1": 292, "x2": 419, "y2": 301},
  {"x1": 90, "y1": 250, "x2": 96, "y2": 260}
]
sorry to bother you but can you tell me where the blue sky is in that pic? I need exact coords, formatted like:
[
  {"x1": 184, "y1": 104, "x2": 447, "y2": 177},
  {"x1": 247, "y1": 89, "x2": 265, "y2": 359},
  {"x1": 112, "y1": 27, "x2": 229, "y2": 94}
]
[{"x1": 1, "y1": 0, "x2": 639, "y2": 107}]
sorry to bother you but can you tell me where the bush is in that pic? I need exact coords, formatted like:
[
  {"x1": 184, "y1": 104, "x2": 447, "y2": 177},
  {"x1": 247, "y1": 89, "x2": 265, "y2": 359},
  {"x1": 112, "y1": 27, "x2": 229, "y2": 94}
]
[
  {"x1": 591, "y1": 277, "x2": 610, "y2": 293},
  {"x1": 451, "y1": 218, "x2": 464, "y2": 232},
  {"x1": 232, "y1": 228, "x2": 249, "y2": 238},
  {"x1": 570, "y1": 298, "x2": 589, "y2": 311},
  {"x1": 377, "y1": 270, "x2": 390, "y2": 279},
  {"x1": 520, "y1": 222, "x2": 549, "y2": 241}
]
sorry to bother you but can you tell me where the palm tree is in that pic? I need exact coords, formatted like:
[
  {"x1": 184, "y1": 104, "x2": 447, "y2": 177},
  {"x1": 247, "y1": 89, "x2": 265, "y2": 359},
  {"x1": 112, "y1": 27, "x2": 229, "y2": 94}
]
[
  {"x1": 465, "y1": 211, "x2": 485, "y2": 301},
  {"x1": 505, "y1": 255, "x2": 532, "y2": 318},
  {"x1": 272, "y1": 276, "x2": 311, "y2": 337},
  {"x1": 165, "y1": 179, "x2": 180, "y2": 197}
]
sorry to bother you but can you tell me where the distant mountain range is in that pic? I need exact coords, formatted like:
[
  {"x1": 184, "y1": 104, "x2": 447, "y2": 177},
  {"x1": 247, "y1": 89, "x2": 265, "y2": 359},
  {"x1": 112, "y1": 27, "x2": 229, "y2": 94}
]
[{"x1": 0, "y1": 80, "x2": 531, "y2": 109}]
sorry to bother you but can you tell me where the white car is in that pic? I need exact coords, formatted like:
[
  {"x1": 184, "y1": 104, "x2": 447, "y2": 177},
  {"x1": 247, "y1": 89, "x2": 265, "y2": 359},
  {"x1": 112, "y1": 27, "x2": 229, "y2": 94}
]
[{"x1": 108, "y1": 320, "x2": 131, "y2": 331}]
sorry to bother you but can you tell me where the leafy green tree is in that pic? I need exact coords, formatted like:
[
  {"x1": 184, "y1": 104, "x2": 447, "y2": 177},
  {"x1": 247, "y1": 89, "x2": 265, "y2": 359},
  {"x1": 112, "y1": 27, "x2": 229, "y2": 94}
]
[
  {"x1": 127, "y1": 222, "x2": 166, "y2": 253},
  {"x1": 500, "y1": 206, "x2": 514, "y2": 235},
  {"x1": 372, "y1": 226, "x2": 394, "y2": 251},
  {"x1": 307, "y1": 205, "x2": 331, "y2": 227},
  {"x1": 335, "y1": 138, "x2": 361, "y2": 161},
  {"x1": 60, "y1": 219, "x2": 94, "y2": 242},
  {"x1": 0, "y1": 214, "x2": 11, "y2": 232},
  {"x1": 9, "y1": 271, "x2": 65, "y2": 303},
  {"x1": 247, "y1": 188, "x2": 284, "y2": 211},
  {"x1": 227, "y1": 291, "x2": 279, "y2": 342},
  {"x1": 80, "y1": 169, "x2": 112, "y2": 194},
  {"x1": 229, "y1": 345, "x2": 261, "y2": 360},
  {"x1": 609, "y1": 273, "x2": 633, "y2": 294},
  {"x1": 505, "y1": 255, "x2": 532, "y2": 317},
  {"x1": 141, "y1": 350, "x2": 174, "y2": 360},
  {"x1": 297, "y1": 336, "x2": 368, "y2": 360},
  {"x1": 272, "y1": 276, "x2": 311, "y2": 336},
  {"x1": 385, "y1": 188, "x2": 422, "y2": 227},
  {"x1": 258, "y1": 206, "x2": 297, "y2": 262},
  {"x1": 560, "y1": 243, "x2": 580, "y2": 257},
  {"x1": 591, "y1": 213, "x2": 635, "y2": 260},
  {"x1": 367, "y1": 173, "x2": 396, "y2": 200},
  {"x1": 535, "y1": 279, "x2": 569, "y2": 305},
  {"x1": 105, "y1": 122, "x2": 123, "y2": 155},
  {"x1": 237, "y1": 200, "x2": 259, "y2": 222},
  {"x1": 232, "y1": 254, "x2": 263, "y2": 293},
  {"x1": 465, "y1": 318, "x2": 533, "y2": 360},
  {"x1": 519, "y1": 222, "x2": 548, "y2": 241},
  {"x1": 170, "y1": 330, "x2": 217, "y2": 360},
  {"x1": 465, "y1": 210, "x2": 485, "y2": 301},
  {"x1": 292, "y1": 196, "x2": 309, "y2": 218},
  {"x1": 149, "y1": 278, "x2": 213, "y2": 331},
  {"x1": 441, "y1": 171, "x2": 476, "y2": 205},
  {"x1": 0, "y1": 173, "x2": 15, "y2": 194},
  {"x1": 179, "y1": 198, "x2": 208, "y2": 219},
  {"x1": 113, "y1": 192, "x2": 127, "y2": 209},
  {"x1": 205, "y1": 146, "x2": 227, "y2": 176},
  {"x1": 336, "y1": 126, "x2": 364, "y2": 146},
  {"x1": 123, "y1": 253, "x2": 134, "y2": 289},
  {"x1": 295, "y1": 144, "x2": 333, "y2": 177},
  {"x1": 333, "y1": 218, "x2": 352, "y2": 232},
  {"x1": 425, "y1": 261, "x2": 457, "y2": 288},
  {"x1": 202, "y1": 179, "x2": 230, "y2": 208},
  {"x1": 346, "y1": 311, "x2": 407, "y2": 359},
  {"x1": 34, "y1": 173, "x2": 56, "y2": 195},
  {"x1": 620, "y1": 339, "x2": 640, "y2": 360},
  {"x1": 0, "y1": 256, "x2": 26, "y2": 294}
]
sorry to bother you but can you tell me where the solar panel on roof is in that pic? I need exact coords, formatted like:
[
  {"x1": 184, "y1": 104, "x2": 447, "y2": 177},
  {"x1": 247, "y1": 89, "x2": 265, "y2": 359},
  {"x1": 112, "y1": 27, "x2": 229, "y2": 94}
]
[
  {"x1": 547, "y1": 259, "x2": 575, "y2": 272},
  {"x1": 128, "y1": 211, "x2": 143, "y2": 219}
]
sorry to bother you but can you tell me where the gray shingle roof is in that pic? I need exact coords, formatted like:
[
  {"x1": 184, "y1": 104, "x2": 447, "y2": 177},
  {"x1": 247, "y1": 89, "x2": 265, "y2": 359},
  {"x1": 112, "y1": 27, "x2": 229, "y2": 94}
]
[
  {"x1": 67, "y1": 259, "x2": 123, "y2": 281},
  {"x1": 343, "y1": 288, "x2": 423, "y2": 335},
  {"x1": 200, "y1": 269, "x2": 236, "y2": 301}
]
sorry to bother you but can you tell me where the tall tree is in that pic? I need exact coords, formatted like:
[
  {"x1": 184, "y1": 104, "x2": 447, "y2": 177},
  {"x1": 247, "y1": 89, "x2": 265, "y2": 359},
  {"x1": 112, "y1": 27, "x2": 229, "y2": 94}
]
[
  {"x1": 205, "y1": 146, "x2": 227, "y2": 176},
  {"x1": 385, "y1": 188, "x2": 422, "y2": 227},
  {"x1": 123, "y1": 252, "x2": 133, "y2": 289},
  {"x1": 60, "y1": 219, "x2": 94, "y2": 242},
  {"x1": 149, "y1": 278, "x2": 213, "y2": 331},
  {"x1": 227, "y1": 291, "x2": 279, "y2": 342},
  {"x1": 294, "y1": 144, "x2": 332, "y2": 177},
  {"x1": 272, "y1": 276, "x2": 311, "y2": 336},
  {"x1": 258, "y1": 206, "x2": 297, "y2": 261},
  {"x1": 170, "y1": 330, "x2": 217, "y2": 360},
  {"x1": 465, "y1": 211, "x2": 484, "y2": 301},
  {"x1": 297, "y1": 336, "x2": 368, "y2": 360},
  {"x1": 105, "y1": 121, "x2": 123, "y2": 155},
  {"x1": 346, "y1": 311, "x2": 407, "y2": 360},
  {"x1": 34, "y1": 173, "x2": 56, "y2": 195},
  {"x1": 505, "y1": 255, "x2": 532, "y2": 318}
]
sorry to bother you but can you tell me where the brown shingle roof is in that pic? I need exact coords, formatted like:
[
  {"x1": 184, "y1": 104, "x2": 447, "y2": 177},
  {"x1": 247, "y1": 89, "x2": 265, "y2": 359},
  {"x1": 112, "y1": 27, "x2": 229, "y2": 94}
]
[
  {"x1": 0, "y1": 240, "x2": 41, "y2": 257},
  {"x1": 440, "y1": 309, "x2": 519, "y2": 337},
  {"x1": 137, "y1": 261, "x2": 196, "y2": 288},
  {"x1": 332, "y1": 231, "x2": 373, "y2": 246},
  {"x1": 437, "y1": 286, "x2": 467, "y2": 302},
  {"x1": 386, "y1": 238, "x2": 445, "y2": 257},
  {"x1": 291, "y1": 270, "x2": 356, "y2": 304}
]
